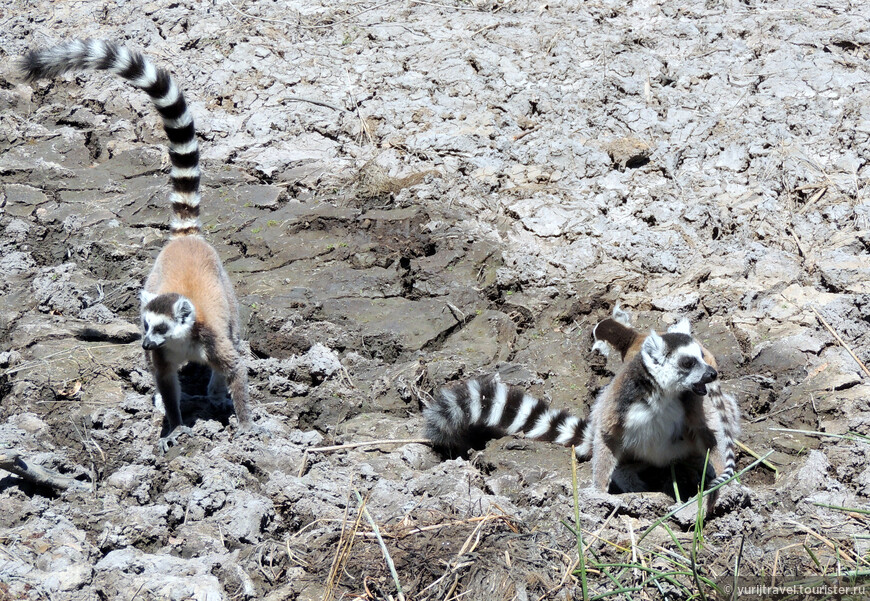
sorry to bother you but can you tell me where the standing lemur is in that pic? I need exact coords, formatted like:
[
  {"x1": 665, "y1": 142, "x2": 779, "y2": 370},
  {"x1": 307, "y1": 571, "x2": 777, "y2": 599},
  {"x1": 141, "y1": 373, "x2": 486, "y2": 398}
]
[
  {"x1": 19, "y1": 40, "x2": 251, "y2": 452},
  {"x1": 425, "y1": 306, "x2": 740, "y2": 498}
]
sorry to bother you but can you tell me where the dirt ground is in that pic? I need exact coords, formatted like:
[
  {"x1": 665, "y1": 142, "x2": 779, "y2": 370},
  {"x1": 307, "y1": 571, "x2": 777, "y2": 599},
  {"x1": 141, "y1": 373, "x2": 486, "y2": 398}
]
[{"x1": 1, "y1": 0, "x2": 869, "y2": 599}]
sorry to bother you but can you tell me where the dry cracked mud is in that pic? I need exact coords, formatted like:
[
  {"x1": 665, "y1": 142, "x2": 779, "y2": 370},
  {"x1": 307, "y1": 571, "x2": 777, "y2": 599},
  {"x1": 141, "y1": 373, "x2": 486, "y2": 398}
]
[{"x1": 1, "y1": 0, "x2": 869, "y2": 599}]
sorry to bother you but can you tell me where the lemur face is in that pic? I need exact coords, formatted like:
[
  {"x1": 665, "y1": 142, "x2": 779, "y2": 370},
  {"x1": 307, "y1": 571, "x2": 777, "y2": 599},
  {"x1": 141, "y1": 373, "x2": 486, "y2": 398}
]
[
  {"x1": 140, "y1": 292, "x2": 195, "y2": 351},
  {"x1": 641, "y1": 321, "x2": 718, "y2": 396},
  {"x1": 669, "y1": 341, "x2": 718, "y2": 395}
]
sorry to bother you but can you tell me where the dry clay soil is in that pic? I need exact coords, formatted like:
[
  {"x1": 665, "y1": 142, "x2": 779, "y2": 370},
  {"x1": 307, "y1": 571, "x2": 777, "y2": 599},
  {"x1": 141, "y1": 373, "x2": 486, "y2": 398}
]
[{"x1": 1, "y1": 0, "x2": 870, "y2": 599}]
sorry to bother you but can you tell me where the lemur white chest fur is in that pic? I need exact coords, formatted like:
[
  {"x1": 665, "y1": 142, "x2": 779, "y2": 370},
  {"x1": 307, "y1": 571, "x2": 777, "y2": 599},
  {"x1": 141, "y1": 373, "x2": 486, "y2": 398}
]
[
  {"x1": 424, "y1": 306, "x2": 741, "y2": 504},
  {"x1": 620, "y1": 392, "x2": 690, "y2": 466},
  {"x1": 20, "y1": 39, "x2": 252, "y2": 453}
]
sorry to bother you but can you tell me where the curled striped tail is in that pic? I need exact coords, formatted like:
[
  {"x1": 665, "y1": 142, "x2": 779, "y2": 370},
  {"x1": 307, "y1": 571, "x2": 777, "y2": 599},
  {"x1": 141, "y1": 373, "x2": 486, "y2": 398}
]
[
  {"x1": 19, "y1": 39, "x2": 201, "y2": 237},
  {"x1": 424, "y1": 374, "x2": 590, "y2": 456}
]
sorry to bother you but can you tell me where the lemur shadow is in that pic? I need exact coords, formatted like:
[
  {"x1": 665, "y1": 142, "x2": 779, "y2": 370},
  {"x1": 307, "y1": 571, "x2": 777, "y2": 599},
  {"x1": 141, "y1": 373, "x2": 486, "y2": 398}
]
[
  {"x1": 609, "y1": 457, "x2": 720, "y2": 502},
  {"x1": 156, "y1": 363, "x2": 234, "y2": 438},
  {"x1": 432, "y1": 431, "x2": 721, "y2": 503}
]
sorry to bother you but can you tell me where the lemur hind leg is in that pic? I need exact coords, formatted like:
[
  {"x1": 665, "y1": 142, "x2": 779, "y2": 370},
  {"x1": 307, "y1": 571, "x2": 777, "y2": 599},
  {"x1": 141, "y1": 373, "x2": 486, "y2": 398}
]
[
  {"x1": 209, "y1": 340, "x2": 251, "y2": 428},
  {"x1": 207, "y1": 370, "x2": 229, "y2": 404},
  {"x1": 592, "y1": 432, "x2": 620, "y2": 492}
]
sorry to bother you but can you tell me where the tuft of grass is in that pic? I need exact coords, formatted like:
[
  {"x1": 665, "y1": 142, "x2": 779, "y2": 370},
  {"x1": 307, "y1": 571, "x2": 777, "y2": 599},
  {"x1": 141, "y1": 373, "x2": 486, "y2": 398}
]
[
  {"x1": 690, "y1": 452, "x2": 710, "y2": 601},
  {"x1": 571, "y1": 448, "x2": 589, "y2": 601},
  {"x1": 561, "y1": 450, "x2": 773, "y2": 600},
  {"x1": 637, "y1": 450, "x2": 774, "y2": 547}
]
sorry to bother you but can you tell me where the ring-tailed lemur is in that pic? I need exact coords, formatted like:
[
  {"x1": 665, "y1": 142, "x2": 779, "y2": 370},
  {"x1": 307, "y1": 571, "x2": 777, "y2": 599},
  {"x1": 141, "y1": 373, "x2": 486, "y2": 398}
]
[
  {"x1": 424, "y1": 309, "x2": 740, "y2": 498},
  {"x1": 592, "y1": 307, "x2": 740, "y2": 492},
  {"x1": 19, "y1": 39, "x2": 252, "y2": 452}
]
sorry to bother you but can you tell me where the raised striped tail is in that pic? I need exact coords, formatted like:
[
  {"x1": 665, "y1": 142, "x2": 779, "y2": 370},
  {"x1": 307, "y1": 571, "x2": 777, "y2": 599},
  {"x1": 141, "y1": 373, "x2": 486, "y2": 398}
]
[
  {"x1": 19, "y1": 39, "x2": 201, "y2": 237},
  {"x1": 424, "y1": 374, "x2": 589, "y2": 456}
]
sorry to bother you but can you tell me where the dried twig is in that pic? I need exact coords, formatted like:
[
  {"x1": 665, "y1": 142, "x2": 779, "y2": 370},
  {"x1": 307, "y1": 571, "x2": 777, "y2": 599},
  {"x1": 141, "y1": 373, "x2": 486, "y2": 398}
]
[
  {"x1": 1, "y1": 344, "x2": 116, "y2": 377},
  {"x1": 308, "y1": 438, "x2": 431, "y2": 453},
  {"x1": 0, "y1": 450, "x2": 88, "y2": 491},
  {"x1": 445, "y1": 302, "x2": 466, "y2": 323},
  {"x1": 809, "y1": 305, "x2": 870, "y2": 379},
  {"x1": 285, "y1": 96, "x2": 347, "y2": 112},
  {"x1": 409, "y1": 0, "x2": 483, "y2": 11}
]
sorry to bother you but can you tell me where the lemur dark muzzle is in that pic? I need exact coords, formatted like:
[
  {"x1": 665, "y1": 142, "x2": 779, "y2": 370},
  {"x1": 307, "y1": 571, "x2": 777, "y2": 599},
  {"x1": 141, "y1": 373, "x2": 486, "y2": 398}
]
[{"x1": 691, "y1": 367, "x2": 718, "y2": 396}]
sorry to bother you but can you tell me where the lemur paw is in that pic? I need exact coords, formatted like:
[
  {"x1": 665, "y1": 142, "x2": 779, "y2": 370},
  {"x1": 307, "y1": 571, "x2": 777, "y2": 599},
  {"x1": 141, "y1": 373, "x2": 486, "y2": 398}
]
[{"x1": 159, "y1": 425, "x2": 193, "y2": 454}]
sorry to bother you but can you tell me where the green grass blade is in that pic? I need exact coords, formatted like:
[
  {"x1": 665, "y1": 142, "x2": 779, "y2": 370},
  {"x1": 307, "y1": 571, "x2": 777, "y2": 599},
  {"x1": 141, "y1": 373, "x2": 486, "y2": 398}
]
[{"x1": 572, "y1": 448, "x2": 589, "y2": 601}]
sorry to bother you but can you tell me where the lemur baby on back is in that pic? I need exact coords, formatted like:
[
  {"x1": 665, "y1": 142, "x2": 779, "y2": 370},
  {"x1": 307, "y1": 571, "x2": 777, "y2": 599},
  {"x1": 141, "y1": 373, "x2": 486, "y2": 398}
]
[
  {"x1": 19, "y1": 40, "x2": 251, "y2": 452},
  {"x1": 425, "y1": 307, "x2": 740, "y2": 498}
]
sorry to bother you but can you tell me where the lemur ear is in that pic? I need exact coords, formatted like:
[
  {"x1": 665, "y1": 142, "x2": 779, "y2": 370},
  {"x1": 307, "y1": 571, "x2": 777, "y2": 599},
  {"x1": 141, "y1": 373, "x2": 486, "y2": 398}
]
[
  {"x1": 140, "y1": 289, "x2": 157, "y2": 307},
  {"x1": 641, "y1": 330, "x2": 666, "y2": 364},
  {"x1": 173, "y1": 298, "x2": 195, "y2": 324},
  {"x1": 667, "y1": 318, "x2": 692, "y2": 335},
  {"x1": 611, "y1": 304, "x2": 631, "y2": 326}
]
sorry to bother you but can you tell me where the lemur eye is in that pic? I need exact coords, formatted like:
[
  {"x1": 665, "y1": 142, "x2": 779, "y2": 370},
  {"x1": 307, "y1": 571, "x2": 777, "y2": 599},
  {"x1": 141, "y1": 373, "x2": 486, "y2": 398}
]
[{"x1": 679, "y1": 356, "x2": 696, "y2": 369}]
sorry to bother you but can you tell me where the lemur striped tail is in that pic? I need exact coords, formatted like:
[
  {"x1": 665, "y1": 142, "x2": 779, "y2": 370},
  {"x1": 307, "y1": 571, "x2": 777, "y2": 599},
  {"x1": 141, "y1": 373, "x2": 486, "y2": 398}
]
[
  {"x1": 705, "y1": 385, "x2": 741, "y2": 490},
  {"x1": 425, "y1": 374, "x2": 590, "y2": 456},
  {"x1": 19, "y1": 39, "x2": 201, "y2": 237}
]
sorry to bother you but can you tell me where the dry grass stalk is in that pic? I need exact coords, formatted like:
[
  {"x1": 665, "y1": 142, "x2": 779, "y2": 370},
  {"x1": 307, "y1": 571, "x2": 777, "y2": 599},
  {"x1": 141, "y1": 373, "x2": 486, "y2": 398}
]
[
  {"x1": 415, "y1": 508, "x2": 507, "y2": 600},
  {"x1": 797, "y1": 186, "x2": 828, "y2": 215},
  {"x1": 354, "y1": 490, "x2": 406, "y2": 601},
  {"x1": 786, "y1": 520, "x2": 858, "y2": 565},
  {"x1": 625, "y1": 516, "x2": 642, "y2": 587},
  {"x1": 809, "y1": 306, "x2": 870, "y2": 379},
  {"x1": 323, "y1": 489, "x2": 365, "y2": 601},
  {"x1": 734, "y1": 440, "x2": 778, "y2": 475},
  {"x1": 585, "y1": 507, "x2": 619, "y2": 555},
  {"x1": 354, "y1": 513, "x2": 515, "y2": 540},
  {"x1": 772, "y1": 542, "x2": 804, "y2": 587}
]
